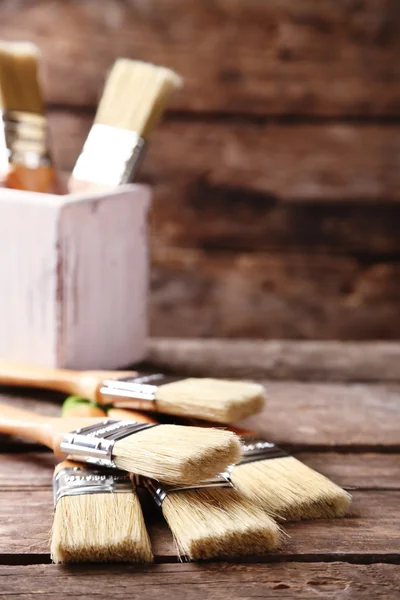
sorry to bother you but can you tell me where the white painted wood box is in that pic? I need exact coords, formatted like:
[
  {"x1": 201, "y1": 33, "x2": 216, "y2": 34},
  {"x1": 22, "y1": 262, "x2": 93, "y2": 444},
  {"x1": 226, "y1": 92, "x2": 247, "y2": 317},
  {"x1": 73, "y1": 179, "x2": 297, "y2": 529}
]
[{"x1": 0, "y1": 184, "x2": 150, "y2": 369}]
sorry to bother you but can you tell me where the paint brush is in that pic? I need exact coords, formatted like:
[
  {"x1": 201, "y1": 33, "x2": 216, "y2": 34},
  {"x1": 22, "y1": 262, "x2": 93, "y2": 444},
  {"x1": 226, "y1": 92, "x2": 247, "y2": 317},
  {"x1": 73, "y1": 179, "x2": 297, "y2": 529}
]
[
  {"x1": 230, "y1": 429, "x2": 352, "y2": 520},
  {"x1": 63, "y1": 401, "x2": 281, "y2": 561},
  {"x1": 0, "y1": 41, "x2": 59, "y2": 192},
  {"x1": 0, "y1": 402, "x2": 241, "y2": 484},
  {"x1": 0, "y1": 362, "x2": 265, "y2": 423},
  {"x1": 69, "y1": 58, "x2": 181, "y2": 190},
  {"x1": 107, "y1": 406, "x2": 352, "y2": 521},
  {"x1": 51, "y1": 460, "x2": 153, "y2": 563}
]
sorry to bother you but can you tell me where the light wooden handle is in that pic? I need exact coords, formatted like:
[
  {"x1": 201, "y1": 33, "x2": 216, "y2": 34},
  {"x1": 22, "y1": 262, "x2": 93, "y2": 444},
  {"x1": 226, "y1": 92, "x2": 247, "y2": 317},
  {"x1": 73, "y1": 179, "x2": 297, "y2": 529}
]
[
  {"x1": 107, "y1": 408, "x2": 158, "y2": 424},
  {"x1": 0, "y1": 403, "x2": 56, "y2": 448},
  {"x1": 5, "y1": 164, "x2": 60, "y2": 193},
  {"x1": 0, "y1": 402, "x2": 118, "y2": 455},
  {"x1": 0, "y1": 362, "x2": 138, "y2": 402}
]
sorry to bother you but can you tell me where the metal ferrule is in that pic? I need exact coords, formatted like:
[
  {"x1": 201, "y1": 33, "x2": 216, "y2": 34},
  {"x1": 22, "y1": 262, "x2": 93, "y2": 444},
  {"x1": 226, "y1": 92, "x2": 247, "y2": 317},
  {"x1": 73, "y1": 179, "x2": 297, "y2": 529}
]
[
  {"x1": 59, "y1": 419, "x2": 157, "y2": 468},
  {"x1": 1, "y1": 110, "x2": 51, "y2": 168},
  {"x1": 140, "y1": 472, "x2": 233, "y2": 508},
  {"x1": 238, "y1": 436, "x2": 288, "y2": 465},
  {"x1": 53, "y1": 466, "x2": 133, "y2": 507},
  {"x1": 99, "y1": 373, "x2": 181, "y2": 409},
  {"x1": 71, "y1": 123, "x2": 145, "y2": 186}
]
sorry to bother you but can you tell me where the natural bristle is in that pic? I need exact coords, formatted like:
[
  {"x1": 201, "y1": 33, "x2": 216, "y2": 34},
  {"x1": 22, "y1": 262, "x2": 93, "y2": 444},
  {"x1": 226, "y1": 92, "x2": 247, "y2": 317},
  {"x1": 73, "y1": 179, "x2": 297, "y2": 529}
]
[
  {"x1": 51, "y1": 492, "x2": 153, "y2": 564},
  {"x1": 162, "y1": 488, "x2": 281, "y2": 560},
  {"x1": 231, "y1": 455, "x2": 352, "y2": 521},
  {"x1": 155, "y1": 378, "x2": 265, "y2": 423},
  {"x1": 0, "y1": 41, "x2": 44, "y2": 114},
  {"x1": 113, "y1": 425, "x2": 242, "y2": 484},
  {"x1": 94, "y1": 58, "x2": 182, "y2": 136}
]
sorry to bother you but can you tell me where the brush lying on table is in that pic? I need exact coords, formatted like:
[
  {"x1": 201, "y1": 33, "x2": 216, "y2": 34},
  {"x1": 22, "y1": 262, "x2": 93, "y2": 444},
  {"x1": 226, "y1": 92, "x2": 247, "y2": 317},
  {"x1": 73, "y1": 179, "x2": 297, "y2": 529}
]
[
  {"x1": 64, "y1": 401, "x2": 282, "y2": 560},
  {"x1": 0, "y1": 41, "x2": 59, "y2": 192},
  {"x1": 51, "y1": 460, "x2": 153, "y2": 564},
  {"x1": 0, "y1": 403, "x2": 241, "y2": 484},
  {"x1": 230, "y1": 429, "x2": 352, "y2": 521},
  {"x1": 69, "y1": 58, "x2": 182, "y2": 190},
  {"x1": 104, "y1": 405, "x2": 352, "y2": 522},
  {"x1": 0, "y1": 362, "x2": 265, "y2": 422}
]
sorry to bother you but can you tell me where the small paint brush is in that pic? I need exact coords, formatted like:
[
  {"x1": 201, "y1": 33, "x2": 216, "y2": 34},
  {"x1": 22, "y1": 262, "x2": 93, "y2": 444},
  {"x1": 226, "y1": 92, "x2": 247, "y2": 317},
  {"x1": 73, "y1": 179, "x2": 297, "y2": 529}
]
[
  {"x1": 69, "y1": 58, "x2": 181, "y2": 190},
  {"x1": 0, "y1": 402, "x2": 241, "y2": 484},
  {"x1": 51, "y1": 460, "x2": 153, "y2": 564},
  {"x1": 230, "y1": 430, "x2": 352, "y2": 521},
  {"x1": 0, "y1": 362, "x2": 265, "y2": 423},
  {"x1": 0, "y1": 41, "x2": 59, "y2": 192}
]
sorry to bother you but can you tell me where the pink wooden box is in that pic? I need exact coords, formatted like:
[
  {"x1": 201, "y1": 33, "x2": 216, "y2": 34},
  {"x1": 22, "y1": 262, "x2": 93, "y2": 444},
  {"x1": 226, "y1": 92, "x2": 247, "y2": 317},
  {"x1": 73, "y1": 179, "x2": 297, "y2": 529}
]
[{"x1": 0, "y1": 184, "x2": 150, "y2": 369}]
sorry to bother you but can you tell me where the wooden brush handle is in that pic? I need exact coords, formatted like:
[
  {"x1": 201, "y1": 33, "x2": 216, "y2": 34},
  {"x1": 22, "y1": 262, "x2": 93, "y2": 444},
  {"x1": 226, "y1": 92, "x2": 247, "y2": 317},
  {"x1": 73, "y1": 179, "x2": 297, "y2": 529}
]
[
  {"x1": 0, "y1": 403, "x2": 56, "y2": 448},
  {"x1": 0, "y1": 362, "x2": 138, "y2": 402},
  {"x1": 5, "y1": 164, "x2": 60, "y2": 193},
  {"x1": 0, "y1": 402, "x2": 115, "y2": 455},
  {"x1": 107, "y1": 408, "x2": 158, "y2": 424}
]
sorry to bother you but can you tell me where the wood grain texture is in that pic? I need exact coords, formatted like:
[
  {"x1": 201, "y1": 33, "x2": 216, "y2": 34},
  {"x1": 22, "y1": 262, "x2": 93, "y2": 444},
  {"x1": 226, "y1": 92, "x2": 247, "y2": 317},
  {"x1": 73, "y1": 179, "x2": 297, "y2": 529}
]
[
  {"x1": 0, "y1": 563, "x2": 399, "y2": 600},
  {"x1": 146, "y1": 339, "x2": 400, "y2": 381},
  {"x1": 1, "y1": 452, "x2": 399, "y2": 490},
  {"x1": 150, "y1": 248, "x2": 400, "y2": 339},
  {"x1": 50, "y1": 112, "x2": 400, "y2": 205},
  {"x1": 1, "y1": 0, "x2": 399, "y2": 116},
  {"x1": 0, "y1": 488, "x2": 399, "y2": 558}
]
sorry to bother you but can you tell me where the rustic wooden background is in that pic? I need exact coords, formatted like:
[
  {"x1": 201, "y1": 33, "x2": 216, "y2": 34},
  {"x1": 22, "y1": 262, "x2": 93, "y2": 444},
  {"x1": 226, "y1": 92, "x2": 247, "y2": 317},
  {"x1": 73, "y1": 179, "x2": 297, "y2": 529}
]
[{"x1": 2, "y1": 0, "x2": 399, "y2": 339}]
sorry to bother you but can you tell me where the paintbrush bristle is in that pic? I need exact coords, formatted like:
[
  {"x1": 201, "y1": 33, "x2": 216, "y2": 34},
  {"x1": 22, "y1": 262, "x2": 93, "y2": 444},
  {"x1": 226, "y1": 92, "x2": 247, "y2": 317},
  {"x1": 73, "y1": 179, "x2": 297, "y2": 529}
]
[
  {"x1": 51, "y1": 491, "x2": 153, "y2": 564},
  {"x1": 161, "y1": 488, "x2": 281, "y2": 560},
  {"x1": 95, "y1": 58, "x2": 182, "y2": 137},
  {"x1": 155, "y1": 378, "x2": 265, "y2": 423},
  {"x1": 113, "y1": 425, "x2": 242, "y2": 484},
  {"x1": 231, "y1": 455, "x2": 352, "y2": 521},
  {"x1": 0, "y1": 41, "x2": 44, "y2": 114}
]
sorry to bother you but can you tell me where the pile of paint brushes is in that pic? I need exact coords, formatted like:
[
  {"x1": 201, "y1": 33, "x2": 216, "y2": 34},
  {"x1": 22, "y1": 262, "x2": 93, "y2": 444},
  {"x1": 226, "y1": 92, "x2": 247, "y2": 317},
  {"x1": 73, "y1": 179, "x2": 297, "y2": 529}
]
[
  {"x1": 0, "y1": 41, "x2": 351, "y2": 563},
  {"x1": 0, "y1": 365, "x2": 351, "y2": 563}
]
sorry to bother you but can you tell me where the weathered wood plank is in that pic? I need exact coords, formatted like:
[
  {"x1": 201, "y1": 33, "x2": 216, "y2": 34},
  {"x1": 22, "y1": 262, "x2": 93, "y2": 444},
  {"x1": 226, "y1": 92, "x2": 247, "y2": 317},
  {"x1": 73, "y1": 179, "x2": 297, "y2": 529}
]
[
  {"x1": 0, "y1": 563, "x2": 399, "y2": 599},
  {"x1": 147, "y1": 339, "x2": 400, "y2": 381},
  {"x1": 1, "y1": 452, "x2": 399, "y2": 490},
  {"x1": 150, "y1": 248, "x2": 400, "y2": 339},
  {"x1": 50, "y1": 112, "x2": 400, "y2": 205},
  {"x1": 0, "y1": 489, "x2": 398, "y2": 558},
  {"x1": 1, "y1": 380, "x2": 398, "y2": 448},
  {"x1": 1, "y1": 0, "x2": 399, "y2": 116}
]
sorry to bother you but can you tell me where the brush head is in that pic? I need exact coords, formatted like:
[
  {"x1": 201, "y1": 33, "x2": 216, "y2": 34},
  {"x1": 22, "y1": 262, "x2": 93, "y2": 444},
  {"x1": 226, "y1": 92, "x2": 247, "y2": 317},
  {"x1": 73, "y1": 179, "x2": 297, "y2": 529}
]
[
  {"x1": 155, "y1": 378, "x2": 265, "y2": 423},
  {"x1": 51, "y1": 463, "x2": 153, "y2": 564},
  {"x1": 0, "y1": 41, "x2": 44, "y2": 114},
  {"x1": 113, "y1": 424, "x2": 242, "y2": 484},
  {"x1": 95, "y1": 58, "x2": 182, "y2": 137},
  {"x1": 161, "y1": 487, "x2": 281, "y2": 560},
  {"x1": 231, "y1": 455, "x2": 352, "y2": 521}
]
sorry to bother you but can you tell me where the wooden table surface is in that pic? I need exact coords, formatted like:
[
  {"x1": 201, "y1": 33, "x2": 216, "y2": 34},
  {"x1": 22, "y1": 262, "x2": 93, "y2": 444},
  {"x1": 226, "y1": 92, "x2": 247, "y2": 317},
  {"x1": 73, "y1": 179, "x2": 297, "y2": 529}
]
[{"x1": 0, "y1": 339, "x2": 399, "y2": 599}]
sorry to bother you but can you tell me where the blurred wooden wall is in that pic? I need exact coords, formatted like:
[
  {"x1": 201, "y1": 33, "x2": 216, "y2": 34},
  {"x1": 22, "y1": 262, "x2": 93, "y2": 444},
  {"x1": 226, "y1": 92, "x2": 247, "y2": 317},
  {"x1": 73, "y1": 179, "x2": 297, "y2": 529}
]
[{"x1": 2, "y1": 0, "x2": 400, "y2": 339}]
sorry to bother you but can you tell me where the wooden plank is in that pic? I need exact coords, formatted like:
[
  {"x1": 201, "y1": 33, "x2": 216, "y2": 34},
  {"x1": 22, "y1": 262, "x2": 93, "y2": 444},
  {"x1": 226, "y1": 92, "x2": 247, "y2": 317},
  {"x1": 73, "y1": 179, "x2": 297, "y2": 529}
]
[
  {"x1": 147, "y1": 339, "x2": 400, "y2": 381},
  {"x1": 50, "y1": 112, "x2": 400, "y2": 205},
  {"x1": 0, "y1": 488, "x2": 399, "y2": 559},
  {"x1": 0, "y1": 563, "x2": 399, "y2": 599},
  {"x1": 150, "y1": 248, "x2": 400, "y2": 340},
  {"x1": 1, "y1": 452, "x2": 399, "y2": 490},
  {"x1": 1, "y1": 1, "x2": 399, "y2": 116},
  {"x1": 1, "y1": 380, "x2": 398, "y2": 448}
]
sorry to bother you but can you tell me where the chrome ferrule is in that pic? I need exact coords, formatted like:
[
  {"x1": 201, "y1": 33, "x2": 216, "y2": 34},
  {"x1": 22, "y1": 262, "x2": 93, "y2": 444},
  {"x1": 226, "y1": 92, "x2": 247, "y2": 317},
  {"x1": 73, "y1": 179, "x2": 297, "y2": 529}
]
[
  {"x1": 53, "y1": 465, "x2": 133, "y2": 507},
  {"x1": 99, "y1": 373, "x2": 184, "y2": 409},
  {"x1": 59, "y1": 420, "x2": 157, "y2": 468},
  {"x1": 71, "y1": 123, "x2": 145, "y2": 185},
  {"x1": 140, "y1": 472, "x2": 233, "y2": 508},
  {"x1": 238, "y1": 436, "x2": 288, "y2": 465},
  {"x1": 1, "y1": 110, "x2": 51, "y2": 167}
]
